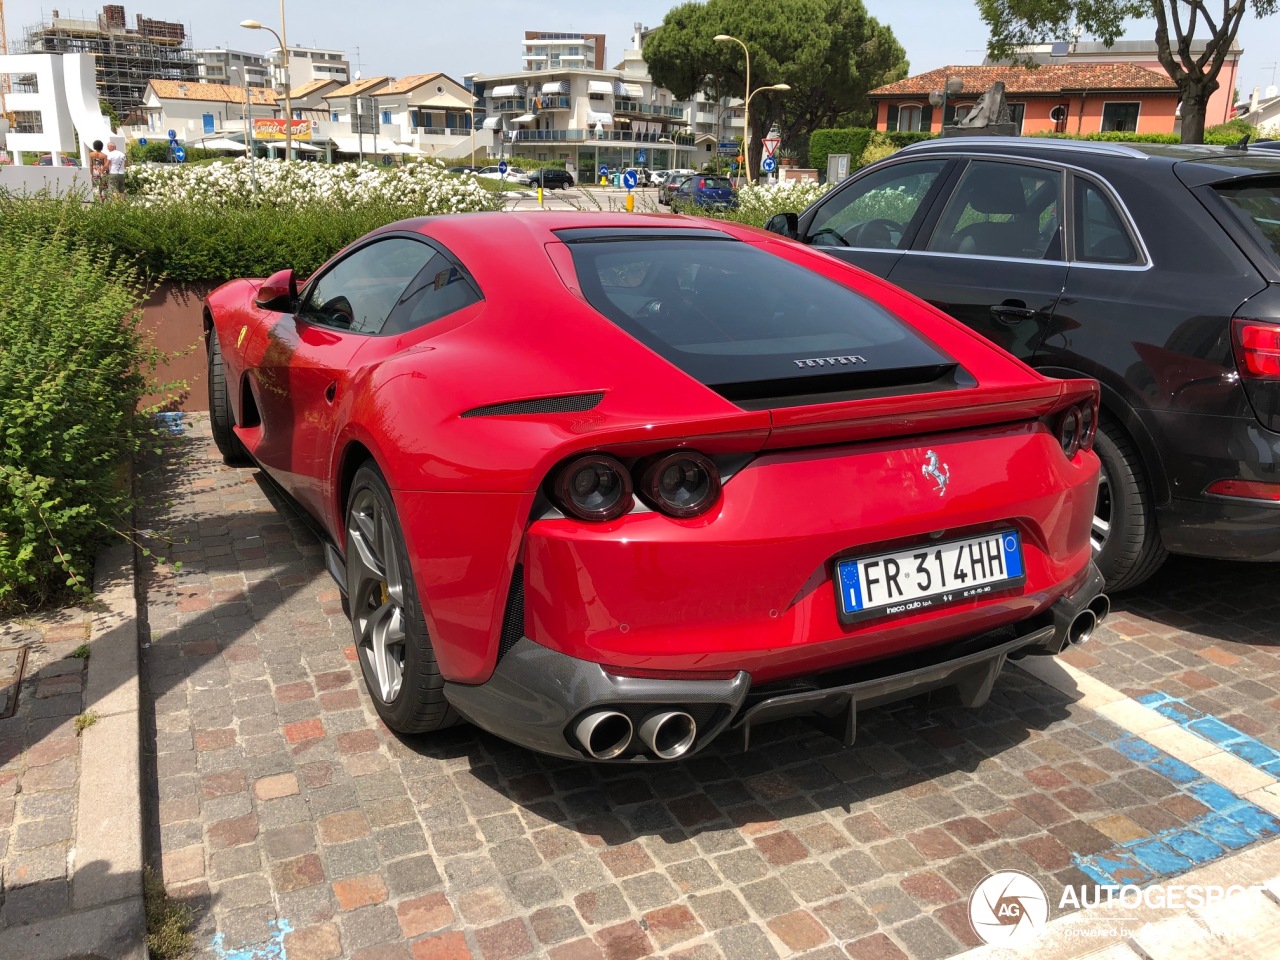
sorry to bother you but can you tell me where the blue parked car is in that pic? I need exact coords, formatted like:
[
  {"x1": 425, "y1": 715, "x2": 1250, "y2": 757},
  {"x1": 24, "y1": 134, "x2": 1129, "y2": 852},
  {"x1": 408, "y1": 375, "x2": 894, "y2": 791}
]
[{"x1": 672, "y1": 174, "x2": 737, "y2": 210}]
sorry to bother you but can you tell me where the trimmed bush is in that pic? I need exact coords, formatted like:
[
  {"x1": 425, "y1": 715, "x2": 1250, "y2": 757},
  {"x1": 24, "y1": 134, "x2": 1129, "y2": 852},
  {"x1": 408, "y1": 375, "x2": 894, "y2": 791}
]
[
  {"x1": 0, "y1": 234, "x2": 157, "y2": 612},
  {"x1": 809, "y1": 127, "x2": 937, "y2": 175}
]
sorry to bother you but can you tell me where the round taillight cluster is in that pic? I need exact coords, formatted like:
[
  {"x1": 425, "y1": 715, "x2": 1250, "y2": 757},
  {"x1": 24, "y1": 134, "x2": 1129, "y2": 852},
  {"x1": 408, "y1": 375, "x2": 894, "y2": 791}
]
[
  {"x1": 1057, "y1": 401, "x2": 1098, "y2": 459},
  {"x1": 551, "y1": 451, "x2": 722, "y2": 521}
]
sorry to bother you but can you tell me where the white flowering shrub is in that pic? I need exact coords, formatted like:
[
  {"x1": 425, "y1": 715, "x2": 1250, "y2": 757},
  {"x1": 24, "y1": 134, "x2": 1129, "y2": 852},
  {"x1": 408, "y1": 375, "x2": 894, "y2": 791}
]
[
  {"x1": 732, "y1": 180, "x2": 832, "y2": 225},
  {"x1": 127, "y1": 158, "x2": 502, "y2": 214}
]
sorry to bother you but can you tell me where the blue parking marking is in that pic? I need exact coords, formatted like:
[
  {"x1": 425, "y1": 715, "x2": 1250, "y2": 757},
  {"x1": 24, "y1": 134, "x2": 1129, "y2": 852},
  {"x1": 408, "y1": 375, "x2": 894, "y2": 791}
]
[
  {"x1": 1138, "y1": 692, "x2": 1280, "y2": 776},
  {"x1": 1071, "y1": 726, "x2": 1280, "y2": 886}
]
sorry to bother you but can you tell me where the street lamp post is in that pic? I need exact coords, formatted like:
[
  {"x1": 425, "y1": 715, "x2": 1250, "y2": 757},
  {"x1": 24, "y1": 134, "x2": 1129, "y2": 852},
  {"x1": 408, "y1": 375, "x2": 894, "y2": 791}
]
[
  {"x1": 241, "y1": 10, "x2": 292, "y2": 161},
  {"x1": 745, "y1": 83, "x2": 791, "y2": 182},
  {"x1": 232, "y1": 67, "x2": 258, "y2": 195},
  {"x1": 928, "y1": 76, "x2": 964, "y2": 133},
  {"x1": 713, "y1": 35, "x2": 750, "y2": 182}
]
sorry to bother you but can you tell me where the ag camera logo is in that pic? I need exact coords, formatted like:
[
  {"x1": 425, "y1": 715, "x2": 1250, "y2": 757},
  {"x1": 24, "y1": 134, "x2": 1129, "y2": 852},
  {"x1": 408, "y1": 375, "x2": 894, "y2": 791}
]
[{"x1": 968, "y1": 871, "x2": 1049, "y2": 947}]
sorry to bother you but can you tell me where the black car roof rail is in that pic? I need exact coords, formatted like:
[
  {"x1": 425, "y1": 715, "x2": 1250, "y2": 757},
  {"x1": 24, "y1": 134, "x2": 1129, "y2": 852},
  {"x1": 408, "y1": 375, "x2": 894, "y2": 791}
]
[{"x1": 900, "y1": 137, "x2": 1152, "y2": 160}]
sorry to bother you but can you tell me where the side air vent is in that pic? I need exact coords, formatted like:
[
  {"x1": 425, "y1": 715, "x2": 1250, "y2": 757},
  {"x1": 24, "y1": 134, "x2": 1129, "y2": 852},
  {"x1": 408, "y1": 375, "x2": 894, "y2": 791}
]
[
  {"x1": 496, "y1": 565, "x2": 525, "y2": 662},
  {"x1": 461, "y1": 393, "x2": 604, "y2": 418}
]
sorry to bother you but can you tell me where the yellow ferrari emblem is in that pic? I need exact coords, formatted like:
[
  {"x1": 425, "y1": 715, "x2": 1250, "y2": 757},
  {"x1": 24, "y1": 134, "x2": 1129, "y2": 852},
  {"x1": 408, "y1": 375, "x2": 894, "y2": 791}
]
[{"x1": 236, "y1": 325, "x2": 247, "y2": 349}]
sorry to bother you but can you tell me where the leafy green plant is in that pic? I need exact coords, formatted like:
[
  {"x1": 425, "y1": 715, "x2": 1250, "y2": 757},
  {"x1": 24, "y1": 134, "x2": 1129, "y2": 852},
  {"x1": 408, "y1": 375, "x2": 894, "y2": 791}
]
[
  {"x1": 72, "y1": 643, "x2": 91, "y2": 659},
  {"x1": 0, "y1": 231, "x2": 162, "y2": 612},
  {"x1": 75, "y1": 710, "x2": 100, "y2": 734}
]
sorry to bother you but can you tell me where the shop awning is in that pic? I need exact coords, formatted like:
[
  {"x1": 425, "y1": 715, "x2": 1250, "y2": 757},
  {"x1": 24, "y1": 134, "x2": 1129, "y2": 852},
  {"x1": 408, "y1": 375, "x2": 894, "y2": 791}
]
[
  {"x1": 482, "y1": 117, "x2": 503, "y2": 130},
  {"x1": 329, "y1": 136, "x2": 410, "y2": 154},
  {"x1": 490, "y1": 84, "x2": 525, "y2": 98},
  {"x1": 587, "y1": 80, "x2": 613, "y2": 95},
  {"x1": 541, "y1": 80, "x2": 569, "y2": 95},
  {"x1": 615, "y1": 81, "x2": 645, "y2": 98}
]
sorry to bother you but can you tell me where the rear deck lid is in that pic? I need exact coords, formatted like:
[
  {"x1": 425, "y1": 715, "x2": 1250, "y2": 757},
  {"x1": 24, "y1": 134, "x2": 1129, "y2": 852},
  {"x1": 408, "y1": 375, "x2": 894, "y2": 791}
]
[{"x1": 560, "y1": 231, "x2": 960, "y2": 409}]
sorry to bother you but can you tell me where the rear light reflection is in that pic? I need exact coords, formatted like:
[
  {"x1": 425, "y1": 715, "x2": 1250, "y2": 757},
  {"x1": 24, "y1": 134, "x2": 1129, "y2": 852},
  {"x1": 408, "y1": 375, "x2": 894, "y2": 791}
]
[
  {"x1": 1205, "y1": 479, "x2": 1280, "y2": 501},
  {"x1": 604, "y1": 665, "x2": 738, "y2": 681},
  {"x1": 1232, "y1": 318, "x2": 1280, "y2": 378}
]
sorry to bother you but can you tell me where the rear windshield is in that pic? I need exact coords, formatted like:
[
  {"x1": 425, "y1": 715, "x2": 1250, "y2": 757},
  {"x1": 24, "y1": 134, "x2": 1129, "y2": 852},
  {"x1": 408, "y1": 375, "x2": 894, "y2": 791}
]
[
  {"x1": 1215, "y1": 177, "x2": 1280, "y2": 265},
  {"x1": 696, "y1": 176, "x2": 732, "y2": 190},
  {"x1": 564, "y1": 236, "x2": 952, "y2": 399}
]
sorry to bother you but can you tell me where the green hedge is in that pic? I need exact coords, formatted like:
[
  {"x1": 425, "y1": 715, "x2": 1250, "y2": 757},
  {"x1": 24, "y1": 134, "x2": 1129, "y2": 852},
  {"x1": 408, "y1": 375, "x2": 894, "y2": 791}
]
[
  {"x1": 0, "y1": 234, "x2": 157, "y2": 612},
  {"x1": 808, "y1": 127, "x2": 937, "y2": 173},
  {"x1": 127, "y1": 141, "x2": 225, "y2": 164}
]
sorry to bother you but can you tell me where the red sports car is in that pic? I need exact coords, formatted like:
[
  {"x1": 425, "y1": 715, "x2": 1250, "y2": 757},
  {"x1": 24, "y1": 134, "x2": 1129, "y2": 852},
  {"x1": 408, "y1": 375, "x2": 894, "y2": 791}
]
[{"x1": 203, "y1": 211, "x2": 1107, "y2": 762}]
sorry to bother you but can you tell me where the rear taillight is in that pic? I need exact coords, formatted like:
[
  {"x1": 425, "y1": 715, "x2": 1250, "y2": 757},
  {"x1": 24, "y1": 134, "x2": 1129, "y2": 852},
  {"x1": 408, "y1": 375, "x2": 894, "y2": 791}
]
[
  {"x1": 1053, "y1": 398, "x2": 1097, "y2": 459},
  {"x1": 638, "y1": 452, "x2": 722, "y2": 518},
  {"x1": 553, "y1": 455, "x2": 633, "y2": 521},
  {"x1": 1205, "y1": 479, "x2": 1280, "y2": 501},
  {"x1": 1232, "y1": 318, "x2": 1280, "y2": 378}
]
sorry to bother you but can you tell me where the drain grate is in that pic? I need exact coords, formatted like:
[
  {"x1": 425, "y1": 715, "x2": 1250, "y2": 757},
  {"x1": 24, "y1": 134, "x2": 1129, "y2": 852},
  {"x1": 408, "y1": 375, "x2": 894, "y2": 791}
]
[{"x1": 0, "y1": 646, "x2": 29, "y2": 720}]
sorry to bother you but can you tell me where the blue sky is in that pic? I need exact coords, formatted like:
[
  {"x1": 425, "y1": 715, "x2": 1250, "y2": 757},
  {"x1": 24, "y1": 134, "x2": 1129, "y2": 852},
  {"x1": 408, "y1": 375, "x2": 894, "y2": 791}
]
[{"x1": 7, "y1": 1, "x2": 1280, "y2": 99}]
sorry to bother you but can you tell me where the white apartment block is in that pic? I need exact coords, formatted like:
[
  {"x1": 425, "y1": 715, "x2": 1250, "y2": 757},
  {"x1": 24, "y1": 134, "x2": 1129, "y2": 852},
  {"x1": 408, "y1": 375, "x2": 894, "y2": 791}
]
[
  {"x1": 267, "y1": 45, "x2": 351, "y2": 91},
  {"x1": 522, "y1": 31, "x2": 605, "y2": 72},
  {"x1": 195, "y1": 48, "x2": 270, "y2": 88}
]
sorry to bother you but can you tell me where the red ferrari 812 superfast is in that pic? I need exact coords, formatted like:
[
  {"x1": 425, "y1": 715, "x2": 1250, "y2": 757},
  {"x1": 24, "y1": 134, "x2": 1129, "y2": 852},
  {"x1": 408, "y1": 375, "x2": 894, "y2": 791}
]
[{"x1": 203, "y1": 211, "x2": 1107, "y2": 762}]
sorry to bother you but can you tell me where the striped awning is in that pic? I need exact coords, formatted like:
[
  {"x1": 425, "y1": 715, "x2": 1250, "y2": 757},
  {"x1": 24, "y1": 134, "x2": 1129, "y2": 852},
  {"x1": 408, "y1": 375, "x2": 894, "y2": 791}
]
[
  {"x1": 614, "y1": 81, "x2": 645, "y2": 98},
  {"x1": 587, "y1": 110, "x2": 614, "y2": 126},
  {"x1": 512, "y1": 114, "x2": 536, "y2": 123},
  {"x1": 482, "y1": 116, "x2": 502, "y2": 130},
  {"x1": 541, "y1": 80, "x2": 569, "y2": 95},
  {"x1": 490, "y1": 84, "x2": 525, "y2": 98},
  {"x1": 587, "y1": 80, "x2": 613, "y2": 95}
]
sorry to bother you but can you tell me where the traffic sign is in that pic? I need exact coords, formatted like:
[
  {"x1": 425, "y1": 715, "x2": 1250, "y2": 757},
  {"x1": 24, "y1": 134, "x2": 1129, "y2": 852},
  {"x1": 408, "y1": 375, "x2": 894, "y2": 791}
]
[
  {"x1": 761, "y1": 134, "x2": 782, "y2": 159},
  {"x1": 637, "y1": 150, "x2": 647, "y2": 163},
  {"x1": 599, "y1": 164, "x2": 609, "y2": 176},
  {"x1": 171, "y1": 145, "x2": 187, "y2": 163},
  {"x1": 139, "y1": 138, "x2": 148, "y2": 146},
  {"x1": 622, "y1": 169, "x2": 638, "y2": 190},
  {"x1": 167, "y1": 129, "x2": 176, "y2": 141},
  {"x1": 761, "y1": 157, "x2": 776, "y2": 173},
  {"x1": 498, "y1": 160, "x2": 508, "y2": 175},
  {"x1": 717, "y1": 141, "x2": 737, "y2": 156}
]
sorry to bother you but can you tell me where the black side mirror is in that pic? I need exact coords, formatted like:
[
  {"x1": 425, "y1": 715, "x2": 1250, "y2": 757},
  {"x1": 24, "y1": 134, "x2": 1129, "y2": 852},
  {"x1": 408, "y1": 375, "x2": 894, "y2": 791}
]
[
  {"x1": 254, "y1": 268, "x2": 298, "y2": 311},
  {"x1": 765, "y1": 212, "x2": 799, "y2": 240}
]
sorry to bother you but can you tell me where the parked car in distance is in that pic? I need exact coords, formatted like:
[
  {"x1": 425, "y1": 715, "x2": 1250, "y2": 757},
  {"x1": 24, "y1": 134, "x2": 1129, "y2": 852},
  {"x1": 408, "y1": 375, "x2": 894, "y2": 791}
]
[
  {"x1": 36, "y1": 154, "x2": 81, "y2": 167},
  {"x1": 445, "y1": 165, "x2": 478, "y2": 175},
  {"x1": 527, "y1": 168, "x2": 575, "y2": 190},
  {"x1": 672, "y1": 174, "x2": 736, "y2": 210},
  {"x1": 622, "y1": 166, "x2": 654, "y2": 186},
  {"x1": 766, "y1": 136, "x2": 1280, "y2": 590},
  {"x1": 658, "y1": 173, "x2": 692, "y2": 205},
  {"x1": 203, "y1": 210, "x2": 1105, "y2": 761},
  {"x1": 477, "y1": 165, "x2": 530, "y2": 185}
]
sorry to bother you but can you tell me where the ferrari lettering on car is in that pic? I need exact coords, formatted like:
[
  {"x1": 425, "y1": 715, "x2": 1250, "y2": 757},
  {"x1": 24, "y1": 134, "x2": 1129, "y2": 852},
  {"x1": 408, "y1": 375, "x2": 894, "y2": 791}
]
[{"x1": 201, "y1": 211, "x2": 1107, "y2": 762}]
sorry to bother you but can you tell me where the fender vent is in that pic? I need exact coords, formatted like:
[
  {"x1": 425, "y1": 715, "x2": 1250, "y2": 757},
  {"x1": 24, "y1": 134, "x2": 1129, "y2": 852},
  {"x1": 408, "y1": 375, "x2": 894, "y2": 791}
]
[
  {"x1": 497, "y1": 564, "x2": 525, "y2": 662},
  {"x1": 461, "y1": 393, "x2": 604, "y2": 418}
]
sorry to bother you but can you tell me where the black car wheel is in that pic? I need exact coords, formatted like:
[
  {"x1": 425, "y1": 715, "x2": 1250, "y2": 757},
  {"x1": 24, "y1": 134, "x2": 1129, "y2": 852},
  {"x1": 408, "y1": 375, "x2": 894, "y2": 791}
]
[
  {"x1": 207, "y1": 327, "x2": 252, "y2": 466},
  {"x1": 345, "y1": 463, "x2": 455, "y2": 734},
  {"x1": 1092, "y1": 422, "x2": 1167, "y2": 591}
]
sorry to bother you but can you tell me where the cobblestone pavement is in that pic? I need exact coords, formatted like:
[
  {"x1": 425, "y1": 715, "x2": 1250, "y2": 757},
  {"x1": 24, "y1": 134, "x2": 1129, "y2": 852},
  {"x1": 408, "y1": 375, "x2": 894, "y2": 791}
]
[
  {"x1": 0, "y1": 610, "x2": 92, "y2": 927},
  {"x1": 141, "y1": 415, "x2": 1280, "y2": 960}
]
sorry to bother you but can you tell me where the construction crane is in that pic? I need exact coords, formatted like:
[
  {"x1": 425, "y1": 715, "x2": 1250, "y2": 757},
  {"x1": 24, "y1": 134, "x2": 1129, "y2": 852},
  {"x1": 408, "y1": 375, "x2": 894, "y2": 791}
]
[{"x1": 0, "y1": 0, "x2": 11, "y2": 123}]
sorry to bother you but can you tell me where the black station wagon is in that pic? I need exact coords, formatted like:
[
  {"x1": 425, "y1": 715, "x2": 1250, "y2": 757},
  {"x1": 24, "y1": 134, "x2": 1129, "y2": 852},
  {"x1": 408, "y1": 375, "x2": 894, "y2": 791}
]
[{"x1": 767, "y1": 137, "x2": 1280, "y2": 590}]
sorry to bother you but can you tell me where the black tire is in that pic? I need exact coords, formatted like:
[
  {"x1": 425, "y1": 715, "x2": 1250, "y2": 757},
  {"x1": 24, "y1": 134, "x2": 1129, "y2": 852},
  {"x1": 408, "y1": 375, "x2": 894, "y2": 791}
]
[
  {"x1": 207, "y1": 326, "x2": 252, "y2": 466},
  {"x1": 345, "y1": 463, "x2": 456, "y2": 734},
  {"x1": 1092, "y1": 421, "x2": 1167, "y2": 592}
]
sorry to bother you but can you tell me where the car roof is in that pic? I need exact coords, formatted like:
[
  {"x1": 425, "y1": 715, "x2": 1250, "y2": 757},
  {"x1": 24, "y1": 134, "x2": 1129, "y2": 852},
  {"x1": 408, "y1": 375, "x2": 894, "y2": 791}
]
[{"x1": 899, "y1": 135, "x2": 1280, "y2": 185}]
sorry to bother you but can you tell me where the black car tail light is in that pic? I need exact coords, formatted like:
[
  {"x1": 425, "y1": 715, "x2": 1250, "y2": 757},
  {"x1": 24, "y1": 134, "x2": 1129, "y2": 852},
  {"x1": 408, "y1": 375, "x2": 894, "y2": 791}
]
[
  {"x1": 639, "y1": 451, "x2": 721, "y2": 518},
  {"x1": 553, "y1": 455, "x2": 633, "y2": 522}
]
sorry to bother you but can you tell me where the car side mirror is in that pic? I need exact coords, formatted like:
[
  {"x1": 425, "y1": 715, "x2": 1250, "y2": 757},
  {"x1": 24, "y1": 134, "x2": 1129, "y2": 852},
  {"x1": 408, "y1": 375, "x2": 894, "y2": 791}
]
[
  {"x1": 765, "y1": 212, "x2": 799, "y2": 240},
  {"x1": 255, "y1": 268, "x2": 297, "y2": 311}
]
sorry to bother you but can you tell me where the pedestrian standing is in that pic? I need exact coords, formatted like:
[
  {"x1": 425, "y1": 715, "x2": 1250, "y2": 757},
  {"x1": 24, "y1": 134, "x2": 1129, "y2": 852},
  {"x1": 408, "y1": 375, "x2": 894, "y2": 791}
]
[
  {"x1": 87, "y1": 140, "x2": 108, "y2": 201},
  {"x1": 105, "y1": 141, "x2": 127, "y2": 200}
]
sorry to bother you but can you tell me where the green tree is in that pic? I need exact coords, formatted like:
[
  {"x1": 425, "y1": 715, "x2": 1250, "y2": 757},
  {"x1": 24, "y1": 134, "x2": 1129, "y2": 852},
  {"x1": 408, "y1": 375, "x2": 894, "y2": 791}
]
[
  {"x1": 99, "y1": 98, "x2": 122, "y2": 132},
  {"x1": 977, "y1": 1, "x2": 1278, "y2": 143},
  {"x1": 643, "y1": 0, "x2": 907, "y2": 171}
]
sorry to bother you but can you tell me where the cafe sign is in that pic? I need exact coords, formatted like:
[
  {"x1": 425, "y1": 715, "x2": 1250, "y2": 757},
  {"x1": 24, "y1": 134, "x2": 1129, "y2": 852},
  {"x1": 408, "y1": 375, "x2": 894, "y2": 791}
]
[{"x1": 252, "y1": 118, "x2": 312, "y2": 141}]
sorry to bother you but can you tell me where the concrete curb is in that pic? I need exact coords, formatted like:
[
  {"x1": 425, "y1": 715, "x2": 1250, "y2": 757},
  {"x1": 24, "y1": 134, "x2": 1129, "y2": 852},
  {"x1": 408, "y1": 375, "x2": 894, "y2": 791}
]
[{"x1": 0, "y1": 543, "x2": 147, "y2": 960}]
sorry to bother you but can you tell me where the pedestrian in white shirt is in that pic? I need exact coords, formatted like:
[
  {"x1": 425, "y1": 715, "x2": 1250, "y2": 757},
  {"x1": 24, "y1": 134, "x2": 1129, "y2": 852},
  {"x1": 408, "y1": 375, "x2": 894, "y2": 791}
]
[{"x1": 105, "y1": 142, "x2": 127, "y2": 200}]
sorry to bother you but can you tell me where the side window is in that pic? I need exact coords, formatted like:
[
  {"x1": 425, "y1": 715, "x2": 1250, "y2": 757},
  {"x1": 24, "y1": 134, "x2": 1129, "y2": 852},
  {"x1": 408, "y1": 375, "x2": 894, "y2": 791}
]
[
  {"x1": 806, "y1": 159, "x2": 947, "y2": 250},
  {"x1": 383, "y1": 252, "x2": 482, "y2": 336},
  {"x1": 927, "y1": 161, "x2": 1062, "y2": 260},
  {"x1": 1074, "y1": 178, "x2": 1140, "y2": 265},
  {"x1": 300, "y1": 238, "x2": 435, "y2": 335}
]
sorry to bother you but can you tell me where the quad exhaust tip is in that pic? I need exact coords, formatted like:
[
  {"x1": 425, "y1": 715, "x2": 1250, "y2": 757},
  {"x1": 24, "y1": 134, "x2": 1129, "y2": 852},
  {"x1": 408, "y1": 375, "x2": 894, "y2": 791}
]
[
  {"x1": 574, "y1": 711, "x2": 633, "y2": 760},
  {"x1": 1068, "y1": 609, "x2": 1098, "y2": 647},
  {"x1": 638, "y1": 711, "x2": 697, "y2": 760}
]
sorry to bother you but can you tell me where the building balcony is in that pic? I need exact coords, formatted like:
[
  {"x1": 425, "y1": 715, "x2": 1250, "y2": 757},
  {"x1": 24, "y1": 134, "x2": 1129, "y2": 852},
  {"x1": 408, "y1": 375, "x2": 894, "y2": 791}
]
[
  {"x1": 492, "y1": 99, "x2": 527, "y2": 113},
  {"x1": 614, "y1": 100, "x2": 686, "y2": 120},
  {"x1": 512, "y1": 129, "x2": 695, "y2": 144}
]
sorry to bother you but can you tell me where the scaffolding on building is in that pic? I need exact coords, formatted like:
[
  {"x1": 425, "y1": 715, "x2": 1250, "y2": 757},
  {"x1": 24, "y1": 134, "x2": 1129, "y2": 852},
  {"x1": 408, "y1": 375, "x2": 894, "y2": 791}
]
[{"x1": 20, "y1": 4, "x2": 197, "y2": 123}]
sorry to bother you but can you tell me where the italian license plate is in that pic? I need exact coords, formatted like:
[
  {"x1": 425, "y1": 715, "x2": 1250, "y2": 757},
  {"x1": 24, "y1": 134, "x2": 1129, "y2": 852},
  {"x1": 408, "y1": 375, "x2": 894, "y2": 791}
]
[{"x1": 835, "y1": 529, "x2": 1025, "y2": 623}]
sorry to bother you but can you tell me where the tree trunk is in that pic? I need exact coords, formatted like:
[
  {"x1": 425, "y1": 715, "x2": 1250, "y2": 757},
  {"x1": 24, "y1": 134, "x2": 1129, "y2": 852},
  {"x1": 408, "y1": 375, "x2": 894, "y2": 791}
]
[{"x1": 1179, "y1": 83, "x2": 1213, "y2": 144}]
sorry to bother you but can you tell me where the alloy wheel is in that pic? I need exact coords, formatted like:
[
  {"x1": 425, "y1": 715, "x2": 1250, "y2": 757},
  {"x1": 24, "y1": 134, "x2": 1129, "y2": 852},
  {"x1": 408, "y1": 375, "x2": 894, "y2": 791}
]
[
  {"x1": 346, "y1": 488, "x2": 406, "y2": 703},
  {"x1": 1091, "y1": 465, "x2": 1112, "y2": 554}
]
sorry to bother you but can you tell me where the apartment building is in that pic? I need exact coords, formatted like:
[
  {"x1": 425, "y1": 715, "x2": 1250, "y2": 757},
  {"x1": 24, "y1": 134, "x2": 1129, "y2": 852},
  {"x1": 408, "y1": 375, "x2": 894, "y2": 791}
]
[
  {"x1": 196, "y1": 48, "x2": 270, "y2": 88},
  {"x1": 522, "y1": 32, "x2": 605, "y2": 72},
  {"x1": 267, "y1": 45, "x2": 351, "y2": 91}
]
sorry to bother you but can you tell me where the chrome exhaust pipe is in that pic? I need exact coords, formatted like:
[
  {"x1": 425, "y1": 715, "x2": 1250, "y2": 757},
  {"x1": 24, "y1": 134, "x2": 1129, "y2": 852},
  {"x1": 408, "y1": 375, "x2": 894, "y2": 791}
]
[
  {"x1": 637, "y1": 711, "x2": 697, "y2": 760},
  {"x1": 574, "y1": 711, "x2": 633, "y2": 760},
  {"x1": 1067, "y1": 609, "x2": 1098, "y2": 647},
  {"x1": 1087, "y1": 594, "x2": 1111, "y2": 625}
]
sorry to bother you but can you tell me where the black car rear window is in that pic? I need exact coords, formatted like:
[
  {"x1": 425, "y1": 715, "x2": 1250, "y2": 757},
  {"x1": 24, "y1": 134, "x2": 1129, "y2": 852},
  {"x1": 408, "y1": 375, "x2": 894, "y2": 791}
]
[
  {"x1": 1215, "y1": 176, "x2": 1280, "y2": 265},
  {"x1": 565, "y1": 237, "x2": 954, "y2": 402}
]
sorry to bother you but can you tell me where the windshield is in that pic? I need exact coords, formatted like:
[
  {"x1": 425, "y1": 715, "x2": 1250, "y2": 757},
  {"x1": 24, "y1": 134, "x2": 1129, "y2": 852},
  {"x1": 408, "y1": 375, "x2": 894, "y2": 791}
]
[{"x1": 1215, "y1": 176, "x2": 1280, "y2": 265}]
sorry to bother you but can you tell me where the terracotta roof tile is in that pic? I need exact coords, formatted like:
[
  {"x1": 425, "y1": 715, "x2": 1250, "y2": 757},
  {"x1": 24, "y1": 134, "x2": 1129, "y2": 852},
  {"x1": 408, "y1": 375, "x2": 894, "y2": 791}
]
[
  {"x1": 381, "y1": 73, "x2": 444, "y2": 95},
  {"x1": 147, "y1": 80, "x2": 277, "y2": 104},
  {"x1": 326, "y1": 76, "x2": 391, "y2": 99},
  {"x1": 871, "y1": 63, "x2": 1177, "y2": 98},
  {"x1": 289, "y1": 79, "x2": 339, "y2": 100}
]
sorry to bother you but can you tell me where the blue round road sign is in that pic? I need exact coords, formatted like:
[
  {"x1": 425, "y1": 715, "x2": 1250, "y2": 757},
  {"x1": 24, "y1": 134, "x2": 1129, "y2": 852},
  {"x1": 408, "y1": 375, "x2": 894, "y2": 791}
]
[
  {"x1": 167, "y1": 129, "x2": 176, "y2": 141},
  {"x1": 599, "y1": 164, "x2": 608, "y2": 176},
  {"x1": 139, "y1": 138, "x2": 148, "y2": 146},
  {"x1": 498, "y1": 160, "x2": 508, "y2": 175},
  {"x1": 761, "y1": 157, "x2": 777, "y2": 173},
  {"x1": 637, "y1": 150, "x2": 647, "y2": 163},
  {"x1": 622, "y1": 169, "x2": 638, "y2": 190},
  {"x1": 171, "y1": 145, "x2": 187, "y2": 163}
]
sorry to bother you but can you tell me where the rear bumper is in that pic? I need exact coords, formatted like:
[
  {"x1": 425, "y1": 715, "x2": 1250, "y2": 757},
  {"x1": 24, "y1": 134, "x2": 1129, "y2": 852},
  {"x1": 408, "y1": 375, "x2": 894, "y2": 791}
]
[
  {"x1": 1159, "y1": 495, "x2": 1280, "y2": 561},
  {"x1": 444, "y1": 563, "x2": 1106, "y2": 762}
]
